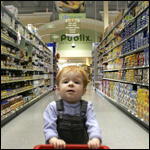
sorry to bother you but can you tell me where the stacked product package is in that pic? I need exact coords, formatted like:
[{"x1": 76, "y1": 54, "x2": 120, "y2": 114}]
[{"x1": 137, "y1": 88, "x2": 149, "y2": 121}]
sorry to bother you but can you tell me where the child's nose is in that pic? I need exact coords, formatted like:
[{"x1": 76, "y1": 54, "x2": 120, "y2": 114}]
[{"x1": 68, "y1": 81, "x2": 74, "y2": 86}]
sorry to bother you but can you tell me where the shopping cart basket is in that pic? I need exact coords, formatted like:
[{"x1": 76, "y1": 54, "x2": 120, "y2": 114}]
[{"x1": 33, "y1": 144, "x2": 110, "y2": 149}]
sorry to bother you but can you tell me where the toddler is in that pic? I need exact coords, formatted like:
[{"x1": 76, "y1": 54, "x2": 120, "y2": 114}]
[{"x1": 43, "y1": 65, "x2": 102, "y2": 149}]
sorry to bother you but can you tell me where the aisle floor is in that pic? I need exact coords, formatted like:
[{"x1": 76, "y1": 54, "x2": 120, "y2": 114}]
[{"x1": 1, "y1": 83, "x2": 149, "y2": 149}]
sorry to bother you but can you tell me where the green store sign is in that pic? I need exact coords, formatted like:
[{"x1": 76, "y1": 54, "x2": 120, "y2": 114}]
[
  {"x1": 59, "y1": 13, "x2": 86, "y2": 19},
  {"x1": 61, "y1": 34, "x2": 92, "y2": 42}
]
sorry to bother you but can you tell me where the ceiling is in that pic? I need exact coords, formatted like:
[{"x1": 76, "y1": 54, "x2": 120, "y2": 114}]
[
  {"x1": 3, "y1": 1, "x2": 127, "y2": 21},
  {"x1": 3, "y1": 1, "x2": 127, "y2": 65}
]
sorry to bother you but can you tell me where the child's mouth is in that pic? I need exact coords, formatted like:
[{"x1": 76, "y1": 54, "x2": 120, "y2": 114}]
[{"x1": 67, "y1": 90, "x2": 75, "y2": 93}]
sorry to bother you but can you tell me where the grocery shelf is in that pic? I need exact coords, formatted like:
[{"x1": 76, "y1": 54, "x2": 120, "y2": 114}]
[
  {"x1": 96, "y1": 88, "x2": 149, "y2": 130},
  {"x1": 1, "y1": 89, "x2": 53, "y2": 126},
  {"x1": 98, "y1": 37, "x2": 116, "y2": 51},
  {"x1": 1, "y1": 36, "x2": 20, "y2": 49},
  {"x1": 1, "y1": 4, "x2": 54, "y2": 128},
  {"x1": 1, "y1": 77, "x2": 44, "y2": 84},
  {"x1": 103, "y1": 78, "x2": 149, "y2": 87},
  {"x1": 1, "y1": 67, "x2": 35, "y2": 71},
  {"x1": 1, "y1": 52, "x2": 20, "y2": 60},
  {"x1": 103, "y1": 65, "x2": 149, "y2": 72},
  {"x1": 1, "y1": 21, "x2": 17, "y2": 37},
  {"x1": 103, "y1": 25, "x2": 148, "y2": 56},
  {"x1": 102, "y1": 44, "x2": 149, "y2": 64},
  {"x1": 98, "y1": 1, "x2": 138, "y2": 47},
  {"x1": 120, "y1": 5, "x2": 149, "y2": 32},
  {"x1": 120, "y1": 44, "x2": 149, "y2": 57},
  {"x1": 120, "y1": 24, "x2": 148, "y2": 44},
  {"x1": 1, "y1": 84, "x2": 47, "y2": 100},
  {"x1": 1, "y1": 86, "x2": 33, "y2": 100},
  {"x1": 103, "y1": 57, "x2": 119, "y2": 64},
  {"x1": 93, "y1": 2, "x2": 149, "y2": 131}
]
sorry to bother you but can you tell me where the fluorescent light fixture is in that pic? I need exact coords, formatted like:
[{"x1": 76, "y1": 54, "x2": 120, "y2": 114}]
[
  {"x1": 51, "y1": 35, "x2": 60, "y2": 39},
  {"x1": 45, "y1": 24, "x2": 56, "y2": 28},
  {"x1": 58, "y1": 60, "x2": 67, "y2": 63},
  {"x1": 41, "y1": 34, "x2": 59, "y2": 38}
]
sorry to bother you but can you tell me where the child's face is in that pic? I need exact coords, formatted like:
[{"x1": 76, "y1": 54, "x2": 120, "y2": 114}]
[{"x1": 57, "y1": 71, "x2": 86, "y2": 104}]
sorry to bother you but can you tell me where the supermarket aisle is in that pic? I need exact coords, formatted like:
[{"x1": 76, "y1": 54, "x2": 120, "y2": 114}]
[{"x1": 1, "y1": 83, "x2": 149, "y2": 149}]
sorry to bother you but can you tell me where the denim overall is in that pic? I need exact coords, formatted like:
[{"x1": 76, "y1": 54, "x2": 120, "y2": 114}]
[{"x1": 56, "y1": 99, "x2": 89, "y2": 144}]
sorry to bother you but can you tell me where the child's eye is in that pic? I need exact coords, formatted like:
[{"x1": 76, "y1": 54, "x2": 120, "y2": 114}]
[
  {"x1": 74, "y1": 81, "x2": 79, "y2": 84},
  {"x1": 63, "y1": 81, "x2": 68, "y2": 83}
]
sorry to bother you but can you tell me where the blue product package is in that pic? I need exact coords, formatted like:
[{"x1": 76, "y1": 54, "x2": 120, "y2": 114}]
[
  {"x1": 133, "y1": 36, "x2": 135, "y2": 50},
  {"x1": 147, "y1": 31, "x2": 149, "y2": 44},
  {"x1": 127, "y1": 84, "x2": 133, "y2": 91},
  {"x1": 143, "y1": 37, "x2": 147, "y2": 46},
  {"x1": 122, "y1": 31, "x2": 125, "y2": 40},
  {"x1": 138, "y1": 32, "x2": 143, "y2": 48},
  {"x1": 130, "y1": 90, "x2": 137, "y2": 98},
  {"x1": 144, "y1": 10, "x2": 147, "y2": 26},
  {"x1": 147, "y1": 48, "x2": 149, "y2": 65},
  {"x1": 135, "y1": 35, "x2": 138, "y2": 49},
  {"x1": 144, "y1": 49, "x2": 147, "y2": 65},
  {"x1": 142, "y1": 12, "x2": 145, "y2": 27},
  {"x1": 130, "y1": 37, "x2": 134, "y2": 51}
]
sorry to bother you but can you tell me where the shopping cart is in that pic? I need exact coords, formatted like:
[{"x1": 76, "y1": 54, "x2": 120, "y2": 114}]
[{"x1": 33, "y1": 144, "x2": 110, "y2": 149}]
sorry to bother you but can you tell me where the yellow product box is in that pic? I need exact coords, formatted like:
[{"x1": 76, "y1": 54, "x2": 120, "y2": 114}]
[
  {"x1": 10, "y1": 104, "x2": 16, "y2": 111},
  {"x1": 143, "y1": 103, "x2": 149, "y2": 120},
  {"x1": 1, "y1": 45, "x2": 7, "y2": 52},
  {"x1": 137, "y1": 106, "x2": 141, "y2": 117},
  {"x1": 145, "y1": 103, "x2": 149, "y2": 121},
  {"x1": 142, "y1": 1, "x2": 149, "y2": 9}
]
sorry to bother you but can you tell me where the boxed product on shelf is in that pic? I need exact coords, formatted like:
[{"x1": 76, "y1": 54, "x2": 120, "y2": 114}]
[
  {"x1": 16, "y1": 24, "x2": 24, "y2": 37},
  {"x1": 142, "y1": 1, "x2": 149, "y2": 9},
  {"x1": 23, "y1": 95, "x2": 33, "y2": 103},
  {"x1": 27, "y1": 24, "x2": 34, "y2": 34},
  {"x1": 33, "y1": 87, "x2": 41, "y2": 97},
  {"x1": 5, "y1": 5, "x2": 18, "y2": 18},
  {"x1": 114, "y1": 82, "x2": 120, "y2": 102},
  {"x1": 39, "y1": 45, "x2": 43, "y2": 51},
  {"x1": 144, "y1": 48, "x2": 149, "y2": 66},
  {"x1": 137, "y1": 88, "x2": 149, "y2": 121},
  {"x1": 125, "y1": 70, "x2": 134, "y2": 82},
  {"x1": 99, "y1": 80, "x2": 103, "y2": 92},
  {"x1": 110, "y1": 81, "x2": 114, "y2": 99},
  {"x1": 134, "y1": 69, "x2": 143, "y2": 83},
  {"x1": 105, "y1": 80, "x2": 110, "y2": 97},
  {"x1": 33, "y1": 81, "x2": 40, "y2": 87},
  {"x1": 1, "y1": 101, "x2": 11, "y2": 116},
  {"x1": 1, "y1": 12, "x2": 11, "y2": 27},
  {"x1": 142, "y1": 68, "x2": 149, "y2": 84}
]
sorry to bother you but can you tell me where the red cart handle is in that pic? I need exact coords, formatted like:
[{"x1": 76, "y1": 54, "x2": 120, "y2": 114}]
[{"x1": 33, "y1": 144, "x2": 110, "y2": 149}]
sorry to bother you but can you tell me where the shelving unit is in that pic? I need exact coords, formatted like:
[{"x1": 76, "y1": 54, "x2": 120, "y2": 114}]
[
  {"x1": 93, "y1": 1, "x2": 149, "y2": 129},
  {"x1": 47, "y1": 42, "x2": 59, "y2": 90},
  {"x1": 81, "y1": 64, "x2": 92, "y2": 82},
  {"x1": 92, "y1": 43, "x2": 99, "y2": 87},
  {"x1": 1, "y1": 4, "x2": 53, "y2": 126}
]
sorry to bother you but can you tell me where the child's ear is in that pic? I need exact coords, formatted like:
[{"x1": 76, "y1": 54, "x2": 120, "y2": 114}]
[
  {"x1": 57, "y1": 87, "x2": 60, "y2": 94},
  {"x1": 83, "y1": 88, "x2": 86, "y2": 95}
]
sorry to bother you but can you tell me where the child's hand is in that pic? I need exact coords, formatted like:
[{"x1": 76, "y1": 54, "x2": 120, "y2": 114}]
[
  {"x1": 49, "y1": 137, "x2": 66, "y2": 149},
  {"x1": 88, "y1": 138, "x2": 101, "y2": 149}
]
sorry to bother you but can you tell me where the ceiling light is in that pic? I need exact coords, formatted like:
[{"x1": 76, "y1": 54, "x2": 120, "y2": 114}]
[{"x1": 50, "y1": 35, "x2": 60, "y2": 39}]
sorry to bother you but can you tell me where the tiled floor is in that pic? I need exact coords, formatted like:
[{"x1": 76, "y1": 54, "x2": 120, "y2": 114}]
[{"x1": 1, "y1": 83, "x2": 149, "y2": 149}]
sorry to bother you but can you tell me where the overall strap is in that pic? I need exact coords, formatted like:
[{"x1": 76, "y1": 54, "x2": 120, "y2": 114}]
[
  {"x1": 80, "y1": 100, "x2": 88, "y2": 115},
  {"x1": 56, "y1": 99, "x2": 64, "y2": 111}
]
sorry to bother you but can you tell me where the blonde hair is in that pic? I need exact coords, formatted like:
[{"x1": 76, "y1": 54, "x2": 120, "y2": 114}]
[{"x1": 56, "y1": 65, "x2": 88, "y2": 88}]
